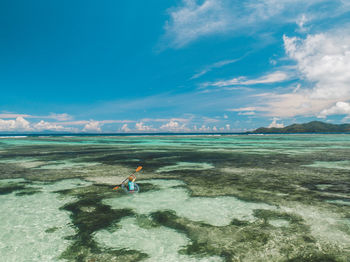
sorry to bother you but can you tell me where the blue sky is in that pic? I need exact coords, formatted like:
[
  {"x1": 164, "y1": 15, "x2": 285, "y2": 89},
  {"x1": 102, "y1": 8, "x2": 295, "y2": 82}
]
[{"x1": 1, "y1": 0, "x2": 350, "y2": 132}]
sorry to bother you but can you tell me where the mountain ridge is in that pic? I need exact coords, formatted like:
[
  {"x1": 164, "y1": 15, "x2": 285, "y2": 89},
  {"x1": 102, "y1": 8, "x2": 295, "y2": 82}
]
[{"x1": 250, "y1": 121, "x2": 350, "y2": 134}]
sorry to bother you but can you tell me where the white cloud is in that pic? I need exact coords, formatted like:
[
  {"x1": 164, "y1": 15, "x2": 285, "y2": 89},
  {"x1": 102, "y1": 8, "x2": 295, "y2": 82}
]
[
  {"x1": 284, "y1": 32, "x2": 350, "y2": 100},
  {"x1": 100, "y1": 120, "x2": 135, "y2": 124},
  {"x1": 0, "y1": 117, "x2": 138, "y2": 133},
  {"x1": 120, "y1": 124, "x2": 131, "y2": 132},
  {"x1": 191, "y1": 59, "x2": 239, "y2": 79},
  {"x1": 227, "y1": 107, "x2": 258, "y2": 116},
  {"x1": 163, "y1": 0, "x2": 230, "y2": 48},
  {"x1": 228, "y1": 107, "x2": 257, "y2": 112},
  {"x1": 204, "y1": 71, "x2": 290, "y2": 88},
  {"x1": 163, "y1": 0, "x2": 348, "y2": 48},
  {"x1": 256, "y1": 27, "x2": 350, "y2": 117},
  {"x1": 0, "y1": 117, "x2": 32, "y2": 131},
  {"x1": 0, "y1": 112, "x2": 73, "y2": 121},
  {"x1": 160, "y1": 120, "x2": 179, "y2": 130},
  {"x1": 256, "y1": 92, "x2": 331, "y2": 117},
  {"x1": 268, "y1": 118, "x2": 284, "y2": 128},
  {"x1": 135, "y1": 122, "x2": 155, "y2": 132},
  {"x1": 318, "y1": 101, "x2": 350, "y2": 118},
  {"x1": 160, "y1": 120, "x2": 189, "y2": 132},
  {"x1": 0, "y1": 113, "x2": 31, "y2": 118},
  {"x1": 47, "y1": 113, "x2": 73, "y2": 121},
  {"x1": 83, "y1": 121, "x2": 102, "y2": 132},
  {"x1": 33, "y1": 120, "x2": 74, "y2": 132},
  {"x1": 269, "y1": 58, "x2": 277, "y2": 66},
  {"x1": 225, "y1": 124, "x2": 230, "y2": 130},
  {"x1": 0, "y1": 117, "x2": 77, "y2": 132},
  {"x1": 240, "y1": 71, "x2": 290, "y2": 85},
  {"x1": 238, "y1": 111, "x2": 255, "y2": 116},
  {"x1": 296, "y1": 14, "x2": 309, "y2": 32},
  {"x1": 141, "y1": 118, "x2": 189, "y2": 123},
  {"x1": 199, "y1": 125, "x2": 210, "y2": 131},
  {"x1": 59, "y1": 119, "x2": 134, "y2": 125}
]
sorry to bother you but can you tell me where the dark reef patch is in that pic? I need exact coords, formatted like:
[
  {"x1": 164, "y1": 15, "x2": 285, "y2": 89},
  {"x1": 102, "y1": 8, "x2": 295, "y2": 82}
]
[
  {"x1": 15, "y1": 187, "x2": 42, "y2": 196},
  {"x1": 149, "y1": 208, "x2": 346, "y2": 262},
  {"x1": 45, "y1": 227, "x2": 59, "y2": 233},
  {"x1": 0, "y1": 184, "x2": 26, "y2": 195}
]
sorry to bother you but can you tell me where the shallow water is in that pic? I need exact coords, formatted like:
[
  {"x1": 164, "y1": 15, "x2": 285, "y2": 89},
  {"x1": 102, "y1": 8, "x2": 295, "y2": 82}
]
[
  {"x1": 94, "y1": 217, "x2": 224, "y2": 262},
  {"x1": 103, "y1": 179, "x2": 276, "y2": 226},
  {"x1": 0, "y1": 134, "x2": 349, "y2": 261},
  {"x1": 0, "y1": 179, "x2": 91, "y2": 262}
]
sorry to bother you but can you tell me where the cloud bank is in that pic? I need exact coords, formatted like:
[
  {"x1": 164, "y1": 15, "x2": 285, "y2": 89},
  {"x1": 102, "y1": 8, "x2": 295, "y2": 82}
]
[
  {"x1": 258, "y1": 27, "x2": 350, "y2": 118},
  {"x1": 0, "y1": 117, "x2": 32, "y2": 132},
  {"x1": 163, "y1": 0, "x2": 349, "y2": 48},
  {"x1": 83, "y1": 121, "x2": 102, "y2": 132}
]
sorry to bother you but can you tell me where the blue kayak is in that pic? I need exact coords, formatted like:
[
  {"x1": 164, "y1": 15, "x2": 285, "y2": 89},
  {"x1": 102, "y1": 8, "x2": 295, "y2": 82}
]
[{"x1": 121, "y1": 183, "x2": 140, "y2": 194}]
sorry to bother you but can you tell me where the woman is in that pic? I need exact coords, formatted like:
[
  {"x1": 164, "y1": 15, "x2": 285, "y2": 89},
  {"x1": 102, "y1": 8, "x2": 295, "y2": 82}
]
[{"x1": 126, "y1": 174, "x2": 136, "y2": 191}]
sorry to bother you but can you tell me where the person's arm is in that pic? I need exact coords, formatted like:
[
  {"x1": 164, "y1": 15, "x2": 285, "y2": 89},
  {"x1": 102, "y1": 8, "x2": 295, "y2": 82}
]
[{"x1": 131, "y1": 174, "x2": 136, "y2": 182}]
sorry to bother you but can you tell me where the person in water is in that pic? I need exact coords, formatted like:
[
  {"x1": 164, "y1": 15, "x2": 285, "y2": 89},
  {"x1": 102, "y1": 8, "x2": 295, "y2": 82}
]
[{"x1": 127, "y1": 175, "x2": 136, "y2": 191}]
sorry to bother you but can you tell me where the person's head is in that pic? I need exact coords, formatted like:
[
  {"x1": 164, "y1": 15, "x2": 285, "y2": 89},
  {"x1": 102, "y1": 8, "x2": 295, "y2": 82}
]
[{"x1": 129, "y1": 176, "x2": 134, "y2": 181}]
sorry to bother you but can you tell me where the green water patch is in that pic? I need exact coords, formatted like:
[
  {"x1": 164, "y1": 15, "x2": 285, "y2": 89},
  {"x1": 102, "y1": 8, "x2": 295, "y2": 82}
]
[{"x1": 0, "y1": 179, "x2": 92, "y2": 262}]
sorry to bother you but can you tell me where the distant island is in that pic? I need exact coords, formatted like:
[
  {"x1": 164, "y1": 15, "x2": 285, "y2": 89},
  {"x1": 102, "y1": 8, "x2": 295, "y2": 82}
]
[{"x1": 250, "y1": 121, "x2": 350, "y2": 134}]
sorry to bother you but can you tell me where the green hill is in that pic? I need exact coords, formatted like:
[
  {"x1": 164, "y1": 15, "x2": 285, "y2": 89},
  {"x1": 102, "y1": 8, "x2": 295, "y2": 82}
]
[{"x1": 251, "y1": 121, "x2": 350, "y2": 134}]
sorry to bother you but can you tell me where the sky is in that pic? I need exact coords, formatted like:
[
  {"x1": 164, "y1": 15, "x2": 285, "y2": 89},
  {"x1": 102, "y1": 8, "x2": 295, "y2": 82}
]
[{"x1": 1, "y1": 0, "x2": 350, "y2": 133}]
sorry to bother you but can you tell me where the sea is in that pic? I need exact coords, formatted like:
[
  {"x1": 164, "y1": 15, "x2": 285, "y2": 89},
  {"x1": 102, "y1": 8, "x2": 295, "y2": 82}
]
[{"x1": 0, "y1": 134, "x2": 349, "y2": 261}]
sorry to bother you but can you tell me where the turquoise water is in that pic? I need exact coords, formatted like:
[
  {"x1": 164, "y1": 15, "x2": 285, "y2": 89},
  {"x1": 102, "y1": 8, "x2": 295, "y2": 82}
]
[
  {"x1": 2, "y1": 134, "x2": 350, "y2": 150},
  {"x1": 0, "y1": 134, "x2": 349, "y2": 261},
  {"x1": 0, "y1": 179, "x2": 91, "y2": 261}
]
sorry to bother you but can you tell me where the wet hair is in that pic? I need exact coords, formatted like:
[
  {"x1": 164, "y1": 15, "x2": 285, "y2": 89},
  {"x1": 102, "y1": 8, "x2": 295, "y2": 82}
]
[{"x1": 129, "y1": 176, "x2": 134, "y2": 181}]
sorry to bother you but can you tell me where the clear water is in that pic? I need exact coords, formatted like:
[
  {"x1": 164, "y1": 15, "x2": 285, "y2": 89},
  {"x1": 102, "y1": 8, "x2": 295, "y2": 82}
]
[
  {"x1": 0, "y1": 179, "x2": 91, "y2": 262},
  {"x1": 103, "y1": 179, "x2": 276, "y2": 226},
  {"x1": 94, "y1": 217, "x2": 223, "y2": 262},
  {"x1": 0, "y1": 134, "x2": 349, "y2": 261}
]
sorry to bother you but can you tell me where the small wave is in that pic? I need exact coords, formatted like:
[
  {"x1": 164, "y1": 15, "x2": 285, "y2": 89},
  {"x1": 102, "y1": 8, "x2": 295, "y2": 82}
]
[{"x1": 0, "y1": 136, "x2": 28, "y2": 138}]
